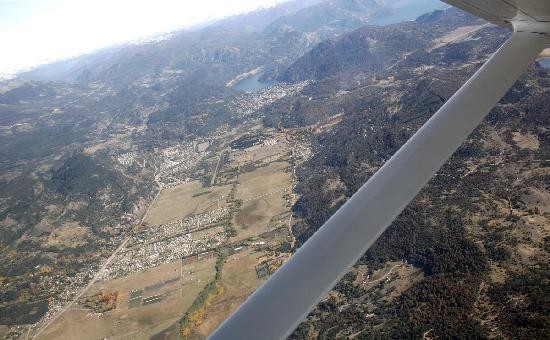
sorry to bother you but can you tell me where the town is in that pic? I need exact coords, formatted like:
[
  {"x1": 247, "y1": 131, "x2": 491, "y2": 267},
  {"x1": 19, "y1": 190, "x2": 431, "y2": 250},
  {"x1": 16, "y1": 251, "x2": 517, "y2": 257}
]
[
  {"x1": 12, "y1": 73, "x2": 318, "y2": 340},
  {"x1": 102, "y1": 207, "x2": 231, "y2": 280}
]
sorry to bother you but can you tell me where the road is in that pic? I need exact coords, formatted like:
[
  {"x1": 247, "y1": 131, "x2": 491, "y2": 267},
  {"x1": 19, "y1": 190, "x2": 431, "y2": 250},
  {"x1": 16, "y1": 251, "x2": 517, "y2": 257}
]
[
  {"x1": 32, "y1": 159, "x2": 162, "y2": 339},
  {"x1": 287, "y1": 147, "x2": 300, "y2": 247},
  {"x1": 32, "y1": 237, "x2": 130, "y2": 339},
  {"x1": 141, "y1": 158, "x2": 163, "y2": 225},
  {"x1": 364, "y1": 264, "x2": 402, "y2": 286},
  {"x1": 210, "y1": 149, "x2": 227, "y2": 186},
  {"x1": 141, "y1": 179, "x2": 162, "y2": 225}
]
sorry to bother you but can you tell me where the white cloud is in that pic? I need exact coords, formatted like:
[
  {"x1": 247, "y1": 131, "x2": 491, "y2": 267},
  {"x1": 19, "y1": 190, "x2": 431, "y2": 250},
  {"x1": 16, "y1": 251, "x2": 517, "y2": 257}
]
[{"x1": 0, "y1": 0, "x2": 287, "y2": 75}]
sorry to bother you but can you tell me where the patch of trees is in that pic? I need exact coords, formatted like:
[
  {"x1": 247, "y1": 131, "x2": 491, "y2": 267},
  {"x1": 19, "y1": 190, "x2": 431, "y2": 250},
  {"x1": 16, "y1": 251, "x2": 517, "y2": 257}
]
[
  {"x1": 50, "y1": 153, "x2": 136, "y2": 233},
  {"x1": 0, "y1": 301, "x2": 49, "y2": 325},
  {"x1": 229, "y1": 133, "x2": 266, "y2": 150},
  {"x1": 537, "y1": 75, "x2": 550, "y2": 88},
  {"x1": 536, "y1": 130, "x2": 550, "y2": 160},
  {"x1": 501, "y1": 79, "x2": 531, "y2": 104},
  {"x1": 524, "y1": 90, "x2": 550, "y2": 126},
  {"x1": 0, "y1": 82, "x2": 56, "y2": 105},
  {"x1": 0, "y1": 253, "x2": 51, "y2": 277},
  {"x1": 441, "y1": 41, "x2": 475, "y2": 63},
  {"x1": 381, "y1": 274, "x2": 488, "y2": 339},
  {"x1": 146, "y1": 81, "x2": 235, "y2": 138},
  {"x1": 1, "y1": 123, "x2": 87, "y2": 164},
  {"x1": 490, "y1": 265, "x2": 550, "y2": 339},
  {"x1": 486, "y1": 106, "x2": 522, "y2": 126},
  {"x1": 293, "y1": 174, "x2": 341, "y2": 240},
  {"x1": 179, "y1": 254, "x2": 226, "y2": 337},
  {"x1": 400, "y1": 78, "x2": 451, "y2": 115},
  {"x1": 52, "y1": 153, "x2": 123, "y2": 196},
  {"x1": 0, "y1": 175, "x2": 42, "y2": 245},
  {"x1": 334, "y1": 272, "x2": 365, "y2": 299}
]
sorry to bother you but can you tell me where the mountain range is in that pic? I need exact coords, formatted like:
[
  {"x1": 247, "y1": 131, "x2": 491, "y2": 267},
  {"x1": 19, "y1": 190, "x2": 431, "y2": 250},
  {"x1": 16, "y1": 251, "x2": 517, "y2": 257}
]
[{"x1": 1, "y1": 0, "x2": 548, "y2": 339}]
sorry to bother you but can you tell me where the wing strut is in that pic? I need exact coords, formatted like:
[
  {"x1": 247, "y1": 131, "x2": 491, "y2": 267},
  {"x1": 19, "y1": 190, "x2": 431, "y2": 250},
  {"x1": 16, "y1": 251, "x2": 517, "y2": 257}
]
[{"x1": 210, "y1": 31, "x2": 549, "y2": 340}]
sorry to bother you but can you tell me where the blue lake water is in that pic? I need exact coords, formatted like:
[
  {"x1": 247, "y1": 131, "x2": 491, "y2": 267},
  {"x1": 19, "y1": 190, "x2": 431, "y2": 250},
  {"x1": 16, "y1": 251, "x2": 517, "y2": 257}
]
[
  {"x1": 232, "y1": 72, "x2": 279, "y2": 93},
  {"x1": 539, "y1": 58, "x2": 550, "y2": 69},
  {"x1": 234, "y1": 0, "x2": 448, "y2": 92},
  {"x1": 371, "y1": 0, "x2": 448, "y2": 26}
]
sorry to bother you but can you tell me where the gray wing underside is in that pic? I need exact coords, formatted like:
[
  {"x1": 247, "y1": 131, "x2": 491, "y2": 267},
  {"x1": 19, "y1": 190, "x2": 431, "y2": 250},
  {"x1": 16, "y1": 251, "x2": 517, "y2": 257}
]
[
  {"x1": 442, "y1": 0, "x2": 550, "y2": 27},
  {"x1": 209, "y1": 2, "x2": 550, "y2": 339}
]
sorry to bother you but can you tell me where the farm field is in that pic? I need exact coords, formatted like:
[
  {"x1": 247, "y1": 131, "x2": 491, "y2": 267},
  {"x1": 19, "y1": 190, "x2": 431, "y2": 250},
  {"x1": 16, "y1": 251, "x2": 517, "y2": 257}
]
[
  {"x1": 232, "y1": 196, "x2": 289, "y2": 242},
  {"x1": 36, "y1": 130, "x2": 298, "y2": 340},
  {"x1": 37, "y1": 258, "x2": 217, "y2": 340},
  {"x1": 228, "y1": 134, "x2": 288, "y2": 166},
  {"x1": 150, "y1": 134, "x2": 297, "y2": 338},
  {"x1": 235, "y1": 161, "x2": 291, "y2": 201},
  {"x1": 145, "y1": 181, "x2": 232, "y2": 226},
  {"x1": 191, "y1": 249, "x2": 267, "y2": 338},
  {"x1": 231, "y1": 161, "x2": 292, "y2": 242}
]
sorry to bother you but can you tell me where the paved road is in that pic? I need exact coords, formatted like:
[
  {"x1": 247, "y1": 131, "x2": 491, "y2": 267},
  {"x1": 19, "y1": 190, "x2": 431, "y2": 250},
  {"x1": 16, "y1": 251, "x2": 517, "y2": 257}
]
[
  {"x1": 32, "y1": 159, "x2": 166, "y2": 339},
  {"x1": 141, "y1": 180, "x2": 162, "y2": 225},
  {"x1": 210, "y1": 150, "x2": 227, "y2": 186},
  {"x1": 141, "y1": 159, "x2": 163, "y2": 224},
  {"x1": 32, "y1": 237, "x2": 130, "y2": 339}
]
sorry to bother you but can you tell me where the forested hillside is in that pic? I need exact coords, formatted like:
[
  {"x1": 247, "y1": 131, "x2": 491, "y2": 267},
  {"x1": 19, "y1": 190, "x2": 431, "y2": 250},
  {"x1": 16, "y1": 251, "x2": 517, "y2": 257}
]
[
  {"x1": 1, "y1": 1, "x2": 446, "y2": 336},
  {"x1": 270, "y1": 8, "x2": 550, "y2": 339},
  {"x1": 1, "y1": 1, "x2": 548, "y2": 338}
]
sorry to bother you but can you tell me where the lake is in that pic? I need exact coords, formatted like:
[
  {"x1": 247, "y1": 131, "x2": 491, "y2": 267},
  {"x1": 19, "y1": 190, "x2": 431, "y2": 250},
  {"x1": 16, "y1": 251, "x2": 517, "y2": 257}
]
[
  {"x1": 232, "y1": 72, "x2": 279, "y2": 93},
  {"x1": 539, "y1": 58, "x2": 550, "y2": 69},
  {"x1": 233, "y1": 0, "x2": 448, "y2": 92},
  {"x1": 371, "y1": 0, "x2": 449, "y2": 26}
]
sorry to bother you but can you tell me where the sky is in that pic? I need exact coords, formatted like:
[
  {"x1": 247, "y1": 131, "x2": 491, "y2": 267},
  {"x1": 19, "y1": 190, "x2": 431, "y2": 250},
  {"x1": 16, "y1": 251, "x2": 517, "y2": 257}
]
[{"x1": 0, "y1": 0, "x2": 288, "y2": 76}]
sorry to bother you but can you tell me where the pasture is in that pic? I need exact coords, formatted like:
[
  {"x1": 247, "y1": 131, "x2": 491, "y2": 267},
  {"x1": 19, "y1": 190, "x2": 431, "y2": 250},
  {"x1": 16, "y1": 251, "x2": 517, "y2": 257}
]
[
  {"x1": 37, "y1": 258, "x2": 217, "y2": 340},
  {"x1": 145, "y1": 181, "x2": 231, "y2": 226}
]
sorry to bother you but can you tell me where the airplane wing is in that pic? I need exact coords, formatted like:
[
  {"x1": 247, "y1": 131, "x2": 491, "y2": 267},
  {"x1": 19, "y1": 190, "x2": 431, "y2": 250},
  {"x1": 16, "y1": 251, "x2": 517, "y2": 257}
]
[
  {"x1": 210, "y1": 2, "x2": 550, "y2": 339},
  {"x1": 442, "y1": 0, "x2": 550, "y2": 32}
]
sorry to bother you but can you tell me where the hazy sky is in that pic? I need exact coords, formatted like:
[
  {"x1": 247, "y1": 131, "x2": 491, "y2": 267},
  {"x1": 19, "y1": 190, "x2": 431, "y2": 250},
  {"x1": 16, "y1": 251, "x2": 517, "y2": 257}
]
[{"x1": 0, "y1": 0, "x2": 287, "y2": 75}]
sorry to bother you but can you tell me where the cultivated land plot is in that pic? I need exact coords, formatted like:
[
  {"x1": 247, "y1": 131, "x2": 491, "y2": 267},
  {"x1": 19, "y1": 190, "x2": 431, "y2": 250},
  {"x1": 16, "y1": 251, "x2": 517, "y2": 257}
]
[
  {"x1": 193, "y1": 249, "x2": 266, "y2": 337},
  {"x1": 231, "y1": 161, "x2": 292, "y2": 242},
  {"x1": 228, "y1": 135, "x2": 288, "y2": 166},
  {"x1": 145, "y1": 181, "x2": 231, "y2": 226},
  {"x1": 38, "y1": 258, "x2": 217, "y2": 340},
  {"x1": 354, "y1": 262, "x2": 424, "y2": 301},
  {"x1": 0, "y1": 326, "x2": 8, "y2": 339},
  {"x1": 232, "y1": 195, "x2": 289, "y2": 242},
  {"x1": 235, "y1": 161, "x2": 291, "y2": 201}
]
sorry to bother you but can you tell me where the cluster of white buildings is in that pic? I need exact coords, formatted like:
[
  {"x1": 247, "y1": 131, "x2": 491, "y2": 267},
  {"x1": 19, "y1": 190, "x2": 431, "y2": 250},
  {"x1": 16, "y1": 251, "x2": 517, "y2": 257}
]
[
  {"x1": 101, "y1": 230, "x2": 226, "y2": 280},
  {"x1": 263, "y1": 138, "x2": 277, "y2": 147},
  {"x1": 138, "y1": 207, "x2": 230, "y2": 244},
  {"x1": 157, "y1": 143, "x2": 208, "y2": 187},
  {"x1": 228, "y1": 80, "x2": 312, "y2": 118},
  {"x1": 100, "y1": 209, "x2": 230, "y2": 280},
  {"x1": 117, "y1": 151, "x2": 138, "y2": 166},
  {"x1": 20, "y1": 260, "x2": 107, "y2": 338}
]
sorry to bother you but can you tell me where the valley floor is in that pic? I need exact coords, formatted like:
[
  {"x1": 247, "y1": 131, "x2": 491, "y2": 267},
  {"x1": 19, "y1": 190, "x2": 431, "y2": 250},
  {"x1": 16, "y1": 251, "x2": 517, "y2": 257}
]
[{"x1": 26, "y1": 122, "x2": 310, "y2": 340}]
